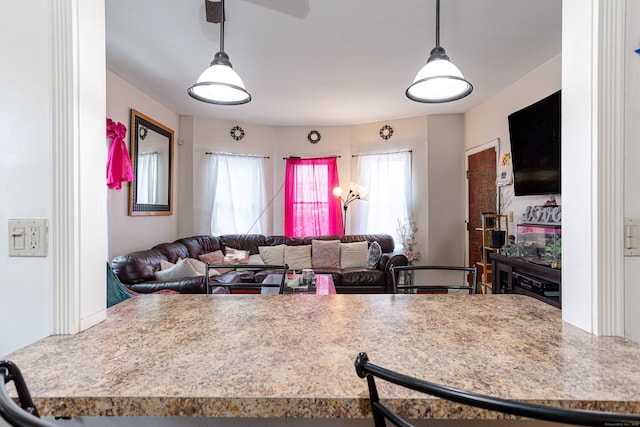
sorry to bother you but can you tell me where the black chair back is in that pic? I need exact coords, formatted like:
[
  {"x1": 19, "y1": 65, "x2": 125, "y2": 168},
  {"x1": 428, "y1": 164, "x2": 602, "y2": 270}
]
[
  {"x1": 0, "y1": 360, "x2": 57, "y2": 427},
  {"x1": 355, "y1": 352, "x2": 640, "y2": 427}
]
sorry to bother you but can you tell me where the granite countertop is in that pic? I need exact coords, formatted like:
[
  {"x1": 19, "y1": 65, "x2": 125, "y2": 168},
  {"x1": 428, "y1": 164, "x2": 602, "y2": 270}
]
[{"x1": 4, "y1": 294, "x2": 640, "y2": 419}]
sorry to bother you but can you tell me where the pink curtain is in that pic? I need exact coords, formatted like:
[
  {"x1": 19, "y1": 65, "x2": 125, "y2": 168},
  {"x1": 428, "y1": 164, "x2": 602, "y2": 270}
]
[
  {"x1": 284, "y1": 157, "x2": 342, "y2": 237},
  {"x1": 106, "y1": 118, "x2": 135, "y2": 189}
]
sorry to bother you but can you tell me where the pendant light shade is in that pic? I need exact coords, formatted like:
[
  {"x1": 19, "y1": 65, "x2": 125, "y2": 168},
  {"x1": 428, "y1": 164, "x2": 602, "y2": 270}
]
[
  {"x1": 188, "y1": 52, "x2": 251, "y2": 105},
  {"x1": 188, "y1": 0, "x2": 251, "y2": 105},
  {"x1": 406, "y1": 0, "x2": 472, "y2": 103}
]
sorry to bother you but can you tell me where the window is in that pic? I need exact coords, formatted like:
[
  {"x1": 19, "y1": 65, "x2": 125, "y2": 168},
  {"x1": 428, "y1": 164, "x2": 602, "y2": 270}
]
[
  {"x1": 352, "y1": 151, "x2": 412, "y2": 244},
  {"x1": 284, "y1": 157, "x2": 342, "y2": 237},
  {"x1": 203, "y1": 153, "x2": 267, "y2": 235}
]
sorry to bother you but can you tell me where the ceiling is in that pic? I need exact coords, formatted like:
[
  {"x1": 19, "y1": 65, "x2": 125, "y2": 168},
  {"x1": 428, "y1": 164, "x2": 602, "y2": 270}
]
[{"x1": 105, "y1": 0, "x2": 562, "y2": 127}]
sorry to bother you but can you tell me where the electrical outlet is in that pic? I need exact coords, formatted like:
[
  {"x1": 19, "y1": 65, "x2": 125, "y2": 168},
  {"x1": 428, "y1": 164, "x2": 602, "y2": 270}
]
[{"x1": 8, "y1": 219, "x2": 48, "y2": 257}]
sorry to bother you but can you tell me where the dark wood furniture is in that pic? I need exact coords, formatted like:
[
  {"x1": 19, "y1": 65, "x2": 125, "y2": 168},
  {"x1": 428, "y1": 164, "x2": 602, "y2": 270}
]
[{"x1": 490, "y1": 253, "x2": 561, "y2": 308}]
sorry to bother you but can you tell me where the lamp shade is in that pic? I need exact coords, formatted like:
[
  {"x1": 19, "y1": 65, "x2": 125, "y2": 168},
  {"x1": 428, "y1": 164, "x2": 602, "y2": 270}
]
[
  {"x1": 406, "y1": 46, "x2": 473, "y2": 103},
  {"x1": 188, "y1": 52, "x2": 251, "y2": 105}
]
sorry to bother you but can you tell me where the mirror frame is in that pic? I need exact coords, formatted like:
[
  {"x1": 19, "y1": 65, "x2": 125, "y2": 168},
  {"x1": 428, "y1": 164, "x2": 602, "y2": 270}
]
[{"x1": 128, "y1": 109, "x2": 174, "y2": 216}]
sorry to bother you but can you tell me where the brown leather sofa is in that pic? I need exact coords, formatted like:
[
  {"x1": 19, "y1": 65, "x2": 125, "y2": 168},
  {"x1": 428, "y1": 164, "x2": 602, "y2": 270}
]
[{"x1": 110, "y1": 234, "x2": 408, "y2": 294}]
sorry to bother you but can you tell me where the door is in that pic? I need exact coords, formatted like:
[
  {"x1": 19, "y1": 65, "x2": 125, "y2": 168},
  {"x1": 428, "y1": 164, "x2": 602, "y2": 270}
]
[{"x1": 466, "y1": 144, "x2": 497, "y2": 287}]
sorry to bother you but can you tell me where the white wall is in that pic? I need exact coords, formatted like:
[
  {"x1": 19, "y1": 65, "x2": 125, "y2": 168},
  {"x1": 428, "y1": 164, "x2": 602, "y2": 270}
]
[
  {"x1": 426, "y1": 115, "x2": 467, "y2": 265},
  {"x1": 465, "y1": 54, "x2": 562, "y2": 230},
  {"x1": 106, "y1": 71, "x2": 181, "y2": 261},
  {"x1": 1, "y1": 0, "x2": 108, "y2": 356},
  {"x1": 0, "y1": 0, "x2": 54, "y2": 356},
  {"x1": 624, "y1": 0, "x2": 640, "y2": 342},
  {"x1": 175, "y1": 115, "x2": 465, "y2": 268}
]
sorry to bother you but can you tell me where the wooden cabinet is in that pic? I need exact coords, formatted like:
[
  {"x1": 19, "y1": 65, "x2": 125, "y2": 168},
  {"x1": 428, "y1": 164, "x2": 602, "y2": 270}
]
[
  {"x1": 490, "y1": 253, "x2": 561, "y2": 308},
  {"x1": 476, "y1": 214, "x2": 508, "y2": 294}
]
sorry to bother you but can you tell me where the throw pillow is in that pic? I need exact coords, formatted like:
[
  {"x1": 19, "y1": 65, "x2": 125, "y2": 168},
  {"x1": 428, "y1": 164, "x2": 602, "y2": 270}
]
[
  {"x1": 199, "y1": 250, "x2": 233, "y2": 274},
  {"x1": 340, "y1": 241, "x2": 369, "y2": 269},
  {"x1": 223, "y1": 247, "x2": 250, "y2": 264},
  {"x1": 236, "y1": 254, "x2": 266, "y2": 271},
  {"x1": 258, "y1": 244, "x2": 286, "y2": 264},
  {"x1": 311, "y1": 239, "x2": 340, "y2": 268},
  {"x1": 284, "y1": 245, "x2": 312, "y2": 270},
  {"x1": 366, "y1": 241, "x2": 382, "y2": 269},
  {"x1": 154, "y1": 258, "x2": 199, "y2": 281},
  {"x1": 160, "y1": 259, "x2": 176, "y2": 270},
  {"x1": 185, "y1": 257, "x2": 220, "y2": 277},
  {"x1": 199, "y1": 250, "x2": 223, "y2": 264}
]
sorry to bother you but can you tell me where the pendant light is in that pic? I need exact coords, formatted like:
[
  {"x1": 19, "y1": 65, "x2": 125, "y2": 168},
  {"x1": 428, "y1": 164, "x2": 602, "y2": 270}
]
[
  {"x1": 188, "y1": 0, "x2": 251, "y2": 105},
  {"x1": 406, "y1": 0, "x2": 472, "y2": 103}
]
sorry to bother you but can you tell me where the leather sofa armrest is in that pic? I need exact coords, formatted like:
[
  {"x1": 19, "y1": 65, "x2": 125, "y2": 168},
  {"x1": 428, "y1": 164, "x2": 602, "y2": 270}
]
[
  {"x1": 126, "y1": 277, "x2": 205, "y2": 294},
  {"x1": 379, "y1": 252, "x2": 409, "y2": 293}
]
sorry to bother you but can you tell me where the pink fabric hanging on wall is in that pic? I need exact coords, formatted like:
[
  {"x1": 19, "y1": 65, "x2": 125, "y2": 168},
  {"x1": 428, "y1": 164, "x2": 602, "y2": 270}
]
[{"x1": 106, "y1": 118, "x2": 135, "y2": 189}]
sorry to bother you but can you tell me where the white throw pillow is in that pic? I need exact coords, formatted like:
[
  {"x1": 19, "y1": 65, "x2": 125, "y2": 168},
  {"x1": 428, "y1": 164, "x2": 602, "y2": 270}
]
[
  {"x1": 236, "y1": 254, "x2": 267, "y2": 271},
  {"x1": 340, "y1": 241, "x2": 369, "y2": 269},
  {"x1": 284, "y1": 245, "x2": 312, "y2": 270},
  {"x1": 154, "y1": 258, "x2": 199, "y2": 281},
  {"x1": 185, "y1": 257, "x2": 220, "y2": 277},
  {"x1": 258, "y1": 244, "x2": 286, "y2": 265}
]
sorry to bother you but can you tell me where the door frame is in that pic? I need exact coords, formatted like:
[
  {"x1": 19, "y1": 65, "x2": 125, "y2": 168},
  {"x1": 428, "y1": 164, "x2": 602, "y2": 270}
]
[{"x1": 465, "y1": 138, "x2": 500, "y2": 269}]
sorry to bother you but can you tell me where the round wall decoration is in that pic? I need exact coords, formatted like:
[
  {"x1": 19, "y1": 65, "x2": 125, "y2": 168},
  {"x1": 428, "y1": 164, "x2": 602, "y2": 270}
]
[
  {"x1": 379, "y1": 124, "x2": 394, "y2": 140},
  {"x1": 230, "y1": 125, "x2": 245, "y2": 141},
  {"x1": 139, "y1": 126, "x2": 148, "y2": 140},
  {"x1": 307, "y1": 130, "x2": 321, "y2": 144}
]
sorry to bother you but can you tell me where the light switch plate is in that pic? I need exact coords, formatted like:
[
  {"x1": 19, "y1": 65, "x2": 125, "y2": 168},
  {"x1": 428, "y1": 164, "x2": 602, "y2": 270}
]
[
  {"x1": 8, "y1": 219, "x2": 48, "y2": 257},
  {"x1": 624, "y1": 218, "x2": 640, "y2": 257}
]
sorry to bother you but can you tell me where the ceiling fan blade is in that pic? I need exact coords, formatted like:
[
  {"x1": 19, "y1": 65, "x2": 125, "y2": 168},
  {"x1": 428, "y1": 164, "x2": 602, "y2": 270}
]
[
  {"x1": 205, "y1": 0, "x2": 223, "y2": 24},
  {"x1": 241, "y1": 0, "x2": 309, "y2": 19}
]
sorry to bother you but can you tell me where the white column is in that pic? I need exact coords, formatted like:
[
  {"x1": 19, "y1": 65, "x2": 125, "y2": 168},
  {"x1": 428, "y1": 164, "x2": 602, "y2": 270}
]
[
  {"x1": 51, "y1": 0, "x2": 107, "y2": 334},
  {"x1": 562, "y1": 0, "x2": 625, "y2": 335}
]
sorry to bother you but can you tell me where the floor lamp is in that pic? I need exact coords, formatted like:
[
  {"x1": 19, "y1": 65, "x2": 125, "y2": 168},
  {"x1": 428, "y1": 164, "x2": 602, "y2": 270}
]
[{"x1": 333, "y1": 184, "x2": 367, "y2": 235}]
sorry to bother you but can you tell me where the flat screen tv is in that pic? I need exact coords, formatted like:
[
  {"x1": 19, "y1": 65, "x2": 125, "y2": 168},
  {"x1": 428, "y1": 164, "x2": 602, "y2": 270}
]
[{"x1": 508, "y1": 90, "x2": 561, "y2": 196}]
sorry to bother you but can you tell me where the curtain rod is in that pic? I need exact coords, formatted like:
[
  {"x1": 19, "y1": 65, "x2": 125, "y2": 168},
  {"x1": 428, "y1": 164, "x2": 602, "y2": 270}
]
[
  {"x1": 206, "y1": 152, "x2": 270, "y2": 159},
  {"x1": 352, "y1": 149, "x2": 412, "y2": 157},
  {"x1": 282, "y1": 155, "x2": 341, "y2": 160}
]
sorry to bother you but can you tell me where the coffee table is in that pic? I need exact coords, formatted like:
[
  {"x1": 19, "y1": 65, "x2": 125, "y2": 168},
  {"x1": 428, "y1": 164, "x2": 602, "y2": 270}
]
[{"x1": 261, "y1": 273, "x2": 336, "y2": 295}]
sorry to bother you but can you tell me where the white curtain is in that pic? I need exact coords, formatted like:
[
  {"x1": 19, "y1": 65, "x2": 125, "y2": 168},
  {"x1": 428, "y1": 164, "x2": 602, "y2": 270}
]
[
  {"x1": 137, "y1": 152, "x2": 160, "y2": 204},
  {"x1": 204, "y1": 153, "x2": 267, "y2": 235},
  {"x1": 352, "y1": 151, "x2": 412, "y2": 246}
]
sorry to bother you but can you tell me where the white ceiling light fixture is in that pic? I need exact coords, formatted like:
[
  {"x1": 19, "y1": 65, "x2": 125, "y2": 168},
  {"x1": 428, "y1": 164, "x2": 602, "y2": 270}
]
[
  {"x1": 188, "y1": 0, "x2": 252, "y2": 105},
  {"x1": 406, "y1": 0, "x2": 473, "y2": 103}
]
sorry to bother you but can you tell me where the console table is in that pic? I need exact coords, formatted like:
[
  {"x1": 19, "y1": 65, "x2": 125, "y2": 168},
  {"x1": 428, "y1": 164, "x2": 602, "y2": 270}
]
[{"x1": 490, "y1": 253, "x2": 561, "y2": 308}]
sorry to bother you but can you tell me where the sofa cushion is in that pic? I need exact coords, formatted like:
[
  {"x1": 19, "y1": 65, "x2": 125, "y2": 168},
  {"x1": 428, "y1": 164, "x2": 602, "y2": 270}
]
[
  {"x1": 311, "y1": 239, "x2": 340, "y2": 268},
  {"x1": 284, "y1": 245, "x2": 312, "y2": 270},
  {"x1": 175, "y1": 235, "x2": 222, "y2": 258},
  {"x1": 366, "y1": 241, "x2": 382, "y2": 269},
  {"x1": 155, "y1": 258, "x2": 199, "y2": 281},
  {"x1": 259, "y1": 244, "x2": 285, "y2": 264},
  {"x1": 199, "y1": 250, "x2": 233, "y2": 274},
  {"x1": 340, "y1": 241, "x2": 369, "y2": 268},
  {"x1": 152, "y1": 242, "x2": 189, "y2": 263},
  {"x1": 219, "y1": 234, "x2": 267, "y2": 255}
]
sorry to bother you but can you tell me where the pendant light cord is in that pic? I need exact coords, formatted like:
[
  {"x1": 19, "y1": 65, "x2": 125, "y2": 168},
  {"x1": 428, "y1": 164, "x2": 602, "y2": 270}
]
[
  {"x1": 219, "y1": 0, "x2": 225, "y2": 52},
  {"x1": 435, "y1": 0, "x2": 440, "y2": 48}
]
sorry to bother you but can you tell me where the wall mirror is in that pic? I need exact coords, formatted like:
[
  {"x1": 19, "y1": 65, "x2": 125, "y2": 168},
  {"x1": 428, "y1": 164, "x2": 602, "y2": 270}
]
[{"x1": 128, "y1": 109, "x2": 174, "y2": 216}]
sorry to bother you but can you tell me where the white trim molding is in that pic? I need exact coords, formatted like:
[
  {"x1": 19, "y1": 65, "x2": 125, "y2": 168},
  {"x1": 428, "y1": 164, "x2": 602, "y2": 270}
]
[
  {"x1": 594, "y1": 0, "x2": 625, "y2": 335},
  {"x1": 50, "y1": 0, "x2": 81, "y2": 334}
]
